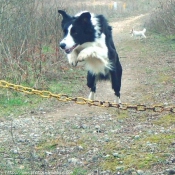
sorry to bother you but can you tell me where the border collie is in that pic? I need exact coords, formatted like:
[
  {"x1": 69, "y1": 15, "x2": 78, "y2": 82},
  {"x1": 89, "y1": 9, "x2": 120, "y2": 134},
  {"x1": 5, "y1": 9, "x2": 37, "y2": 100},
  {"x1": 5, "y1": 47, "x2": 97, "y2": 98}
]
[
  {"x1": 58, "y1": 10, "x2": 122, "y2": 103},
  {"x1": 130, "y1": 28, "x2": 146, "y2": 38}
]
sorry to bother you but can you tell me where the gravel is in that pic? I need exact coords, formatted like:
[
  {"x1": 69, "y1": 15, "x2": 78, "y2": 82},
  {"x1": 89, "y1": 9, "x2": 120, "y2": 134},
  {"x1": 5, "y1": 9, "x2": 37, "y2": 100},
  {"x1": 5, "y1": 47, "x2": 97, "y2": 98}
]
[{"x1": 0, "y1": 108, "x2": 174, "y2": 174}]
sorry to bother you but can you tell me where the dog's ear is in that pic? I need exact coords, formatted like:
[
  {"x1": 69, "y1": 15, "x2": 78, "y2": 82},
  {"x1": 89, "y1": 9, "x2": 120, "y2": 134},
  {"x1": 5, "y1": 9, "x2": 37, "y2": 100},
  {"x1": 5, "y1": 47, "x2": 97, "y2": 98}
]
[
  {"x1": 58, "y1": 10, "x2": 71, "y2": 21},
  {"x1": 78, "y1": 12, "x2": 91, "y2": 24},
  {"x1": 58, "y1": 10, "x2": 72, "y2": 28}
]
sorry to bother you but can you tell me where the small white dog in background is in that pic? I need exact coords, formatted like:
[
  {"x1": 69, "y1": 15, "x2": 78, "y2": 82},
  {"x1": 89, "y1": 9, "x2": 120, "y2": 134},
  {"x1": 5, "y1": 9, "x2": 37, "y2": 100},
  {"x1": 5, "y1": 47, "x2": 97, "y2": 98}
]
[{"x1": 130, "y1": 28, "x2": 146, "y2": 38}]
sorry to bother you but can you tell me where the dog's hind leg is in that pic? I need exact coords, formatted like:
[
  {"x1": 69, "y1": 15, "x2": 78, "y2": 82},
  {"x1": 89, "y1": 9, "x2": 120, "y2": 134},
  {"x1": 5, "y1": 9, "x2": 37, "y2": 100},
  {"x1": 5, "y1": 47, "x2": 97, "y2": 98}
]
[
  {"x1": 110, "y1": 63, "x2": 122, "y2": 104},
  {"x1": 87, "y1": 71, "x2": 96, "y2": 100},
  {"x1": 143, "y1": 34, "x2": 146, "y2": 38}
]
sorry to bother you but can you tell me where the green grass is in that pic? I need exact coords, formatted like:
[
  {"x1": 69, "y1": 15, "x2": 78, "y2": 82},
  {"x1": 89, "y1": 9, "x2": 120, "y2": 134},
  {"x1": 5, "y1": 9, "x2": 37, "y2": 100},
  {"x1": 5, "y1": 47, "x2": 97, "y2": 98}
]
[
  {"x1": 100, "y1": 132, "x2": 175, "y2": 171},
  {"x1": 49, "y1": 81, "x2": 77, "y2": 95},
  {"x1": 153, "y1": 114, "x2": 175, "y2": 127},
  {"x1": 42, "y1": 45, "x2": 54, "y2": 53},
  {"x1": 71, "y1": 167, "x2": 87, "y2": 175},
  {"x1": 0, "y1": 67, "x2": 86, "y2": 117},
  {"x1": 0, "y1": 95, "x2": 24, "y2": 106},
  {"x1": 36, "y1": 139, "x2": 59, "y2": 150},
  {"x1": 101, "y1": 152, "x2": 166, "y2": 171},
  {"x1": 158, "y1": 73, "x2": 171, "y2": 83},
  {"x1": 145, "y1": 68, "x2": 153, "y2": 74},
  {"x1": 11, "y1": 168, "x2": 31, "y2": 175},
  {"x1": 152, "y1": 34, "x2": 175, "y2": 51},
  {"x1": 48, "y1": 68, "x2": 86, "y2": 95},
  {"x1": 0, "y1": 90, "x2": 44, "y2": 117}
]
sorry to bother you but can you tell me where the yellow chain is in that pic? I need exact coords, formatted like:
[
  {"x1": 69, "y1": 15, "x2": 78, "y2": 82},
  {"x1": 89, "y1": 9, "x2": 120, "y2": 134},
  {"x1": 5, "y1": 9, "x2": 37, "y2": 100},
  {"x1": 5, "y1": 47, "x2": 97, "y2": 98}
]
[{"x1": 0, "y1": 80, "x2": 175, "y2": 113}]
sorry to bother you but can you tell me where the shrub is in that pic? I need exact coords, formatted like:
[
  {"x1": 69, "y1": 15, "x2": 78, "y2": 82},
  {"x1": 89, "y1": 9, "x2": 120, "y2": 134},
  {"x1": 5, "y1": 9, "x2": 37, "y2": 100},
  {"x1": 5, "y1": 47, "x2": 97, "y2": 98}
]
[
  {"x1": 0, "y1": 0, "x2": 65, "y2": 88},
  {"x1": 147, "y1": 0, "x2": 175, "y2": 37}
]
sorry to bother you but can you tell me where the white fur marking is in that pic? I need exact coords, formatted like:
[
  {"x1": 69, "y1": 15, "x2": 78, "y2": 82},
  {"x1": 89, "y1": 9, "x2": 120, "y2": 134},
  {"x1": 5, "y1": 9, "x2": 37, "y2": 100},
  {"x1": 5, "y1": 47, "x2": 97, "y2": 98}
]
[
  {"x1": 60, "y1": 25, "x2": 76, "y2": 49},
  {"x1": 77, "y1": 33, "x2": 111, "y2": 75},
  {"x1": 88, "y1": 92, "x2": 95, "y2": 100},
  {"x1": 91, "y1": 14, "x2": 101, "y2": 38},
  {"x1": 115, "y1": 96, "x2": 121, "y2": 104},
  {"x1": 67, "y1": 51, "x2": 78, "y2": 66}
]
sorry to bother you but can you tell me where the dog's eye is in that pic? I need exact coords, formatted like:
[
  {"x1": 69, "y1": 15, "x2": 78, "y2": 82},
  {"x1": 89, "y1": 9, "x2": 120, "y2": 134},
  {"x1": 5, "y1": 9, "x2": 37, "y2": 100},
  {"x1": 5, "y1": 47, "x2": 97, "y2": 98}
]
[{"x1": 71, "y1": 28, "x2": 77, "y2": 35}]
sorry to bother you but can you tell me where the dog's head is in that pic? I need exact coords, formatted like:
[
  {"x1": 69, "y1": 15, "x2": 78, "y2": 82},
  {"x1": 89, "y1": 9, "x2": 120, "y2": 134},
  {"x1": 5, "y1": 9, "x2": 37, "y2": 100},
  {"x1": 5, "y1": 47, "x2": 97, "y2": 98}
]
[{"x1": 58, "y1": 10, "x2": 95, "y2": 54}]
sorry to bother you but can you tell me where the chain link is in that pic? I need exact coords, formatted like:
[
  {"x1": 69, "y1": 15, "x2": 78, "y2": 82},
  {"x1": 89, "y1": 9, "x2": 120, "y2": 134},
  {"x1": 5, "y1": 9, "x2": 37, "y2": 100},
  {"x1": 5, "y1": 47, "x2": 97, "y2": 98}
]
[{"x1": 0, "y1": 80, "x2": 175, "y2": 113}]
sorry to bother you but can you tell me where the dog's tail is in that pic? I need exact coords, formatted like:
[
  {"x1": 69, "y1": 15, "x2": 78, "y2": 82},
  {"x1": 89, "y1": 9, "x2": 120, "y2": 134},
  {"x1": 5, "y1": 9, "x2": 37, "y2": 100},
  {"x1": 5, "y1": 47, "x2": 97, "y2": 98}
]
[{"x1": 143, "y1": 28, "x2": 146, "y2": 33}]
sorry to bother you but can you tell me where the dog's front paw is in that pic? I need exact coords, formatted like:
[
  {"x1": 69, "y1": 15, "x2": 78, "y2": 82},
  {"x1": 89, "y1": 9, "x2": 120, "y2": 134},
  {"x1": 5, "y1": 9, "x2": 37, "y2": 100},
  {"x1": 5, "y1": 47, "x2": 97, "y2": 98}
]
[
  {"x1": 114, "y1": 96, "x2": 121, "y2": 105},
  {"x1": 70, "y1": 61, "x2": 78, "y2": 66},
  {"x1": 68, "y1": 59, "x2": 78, "y2": 66},
  {"x1": 77, "y1": 51, "x2": 97, "y2": 62},
  {"x1": 67, "y1": 52, "x2": 78, "y2": 66},
  {"x1": 88, "y1": 92, "x2": 95, "y2": 100},
  {"x1": 77, "y1": 51, "x2": 88, "y2": 62}
]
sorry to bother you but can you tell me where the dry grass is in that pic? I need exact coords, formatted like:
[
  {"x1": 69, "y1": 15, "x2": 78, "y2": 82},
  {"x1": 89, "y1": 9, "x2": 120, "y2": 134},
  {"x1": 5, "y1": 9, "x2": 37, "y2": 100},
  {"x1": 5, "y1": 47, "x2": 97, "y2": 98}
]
[{"x1": 147, "y1": 0, "x2": 175, "y2": 36}]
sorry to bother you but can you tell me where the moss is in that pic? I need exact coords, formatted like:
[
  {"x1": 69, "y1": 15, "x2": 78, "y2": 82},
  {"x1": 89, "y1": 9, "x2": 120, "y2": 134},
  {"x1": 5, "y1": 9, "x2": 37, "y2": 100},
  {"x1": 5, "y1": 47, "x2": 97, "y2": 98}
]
[
  {"x1": 36, "y1": 139, "x2": 59, "y2": 150},
  {"x1": 115, "y1": 111, "x2": 129, "y2": 120},
  {"x1": 76, "y1": 138, "x2": 88, "y2": 150},
  {"x1": 103, "y1": 142, "x2": 123, "y2": 153},
  {"x1": 158, "y1": 74, "x2": 171, "y2": 83},
  {"x1": 100, "y1": 150, "x2": 167, "y2": 171},
  {"x1": 124, "y1": 153, "x2": 167, "y2": 169},
  {"x1": 71, "y1": 167, "x2": 87, "y2": 175},
  {"x1": 142, "y1": 94, "x2": 154, "y2": 101},
  {"x1": 100, "y1": 132, "x2": 175, "y2": 172},
  {"x1": 153, "y1": 114, "x2": 175, "y2": 127},
  {"x1": 101, "y1": 157, "x2": 121, "y2": 171},
  {"x1": 143, "y1": 133, "x2": 175, "y2": 145}
]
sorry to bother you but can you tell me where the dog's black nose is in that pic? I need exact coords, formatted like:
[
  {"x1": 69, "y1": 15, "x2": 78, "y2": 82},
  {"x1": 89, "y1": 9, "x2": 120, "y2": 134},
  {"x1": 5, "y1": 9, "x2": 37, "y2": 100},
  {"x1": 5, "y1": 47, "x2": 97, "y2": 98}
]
[{"x1": 60, "y1": 43, "x2": 66, "y2": 49}]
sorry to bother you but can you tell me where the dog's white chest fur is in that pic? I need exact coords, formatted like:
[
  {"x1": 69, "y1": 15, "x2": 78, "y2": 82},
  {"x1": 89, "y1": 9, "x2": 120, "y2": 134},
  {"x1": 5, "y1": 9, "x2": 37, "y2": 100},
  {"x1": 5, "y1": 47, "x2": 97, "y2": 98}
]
[{"x1": 67, "y1": 33, "x2": 111, "y2": 75}]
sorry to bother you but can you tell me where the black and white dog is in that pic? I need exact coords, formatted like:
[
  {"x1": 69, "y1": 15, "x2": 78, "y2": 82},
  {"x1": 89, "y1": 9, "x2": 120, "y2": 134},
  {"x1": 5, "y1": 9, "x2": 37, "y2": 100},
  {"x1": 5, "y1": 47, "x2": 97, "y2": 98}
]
[{"x1": 58, "y1": 10, "x2": 122, "y2": 103}]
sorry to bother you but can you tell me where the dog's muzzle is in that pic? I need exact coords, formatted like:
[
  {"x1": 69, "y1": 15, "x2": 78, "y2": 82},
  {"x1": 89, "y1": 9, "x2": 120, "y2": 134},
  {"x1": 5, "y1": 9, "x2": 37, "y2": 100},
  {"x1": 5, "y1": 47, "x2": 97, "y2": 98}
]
[{"x1": 60, "y1": 43, "x2": 78, "y2": 54}]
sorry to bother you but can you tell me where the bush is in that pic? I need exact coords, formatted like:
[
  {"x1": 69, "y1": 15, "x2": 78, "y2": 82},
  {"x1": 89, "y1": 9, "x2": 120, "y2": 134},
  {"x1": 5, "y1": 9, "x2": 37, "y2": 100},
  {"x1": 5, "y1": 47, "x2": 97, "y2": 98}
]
[
  {"x1": 148, "y1": 0, "x2": 175, "y2": 37},
  {"x1": 0, "y1": 0, "x2": 65, "y2": 88}
]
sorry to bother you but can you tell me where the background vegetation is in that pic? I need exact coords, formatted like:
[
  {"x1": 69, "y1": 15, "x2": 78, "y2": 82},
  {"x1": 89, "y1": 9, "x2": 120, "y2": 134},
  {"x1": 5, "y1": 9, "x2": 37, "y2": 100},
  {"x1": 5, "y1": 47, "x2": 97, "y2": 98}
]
[
  {"x1": 147, "y1": 0, "x2": 175, "y2": 37},
  {"x1": 0, "y1": 0, "x2": 165, "y2": 88}
]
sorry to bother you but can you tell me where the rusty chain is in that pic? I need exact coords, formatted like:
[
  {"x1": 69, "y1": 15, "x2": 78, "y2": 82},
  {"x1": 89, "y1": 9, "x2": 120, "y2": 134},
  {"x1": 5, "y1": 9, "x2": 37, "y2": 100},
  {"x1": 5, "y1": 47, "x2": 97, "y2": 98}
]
[{"x1": 0, "y1": 80, "x2": 175, "y2": 113}]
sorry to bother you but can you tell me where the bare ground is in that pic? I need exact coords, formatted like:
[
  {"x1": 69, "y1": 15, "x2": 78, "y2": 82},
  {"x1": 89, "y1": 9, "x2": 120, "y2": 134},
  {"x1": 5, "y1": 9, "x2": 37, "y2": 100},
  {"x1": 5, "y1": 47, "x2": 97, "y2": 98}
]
[{"x1": 0, "y1": 14, "x2": 175, "y2": 175}]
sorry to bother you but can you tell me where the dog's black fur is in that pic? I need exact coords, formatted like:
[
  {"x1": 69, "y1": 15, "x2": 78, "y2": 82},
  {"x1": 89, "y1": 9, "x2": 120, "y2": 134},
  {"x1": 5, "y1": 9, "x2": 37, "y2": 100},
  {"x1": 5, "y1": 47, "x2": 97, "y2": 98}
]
[{"x1": 58, "y1": 10, "x2": 122, "y2": 102}]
